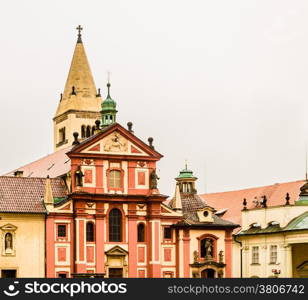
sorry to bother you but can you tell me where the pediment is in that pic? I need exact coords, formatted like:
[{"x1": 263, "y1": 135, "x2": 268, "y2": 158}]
[
  {"x1": 69, "y1": 123, "x2": 162, "y2": 159},
  {"x1": 0, "y1": 223, "x2": 17, "y2": 231},
  {"x1": 105, "y1": 245, "x2": 128, "y2": 256},
  {"x1": 82, "y1": 131, "x2": 149, "y2": 156}
]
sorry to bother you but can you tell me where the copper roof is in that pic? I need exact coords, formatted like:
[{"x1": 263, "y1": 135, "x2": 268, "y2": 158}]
[
  {"x1": 0, "y1": 176, "x2": 67, "y2": 213},
  {"x1": 200, "y1": 180, "x2": 305, "y2": 226},
  {"x1": 4, "y1": 146, "x2": 72, "y2": 178}
]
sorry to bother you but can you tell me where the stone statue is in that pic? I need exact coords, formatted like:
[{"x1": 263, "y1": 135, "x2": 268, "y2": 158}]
[
  {"x1": 205, "y1": 239, "x2": 213, "y2": 259},
  {"x1": 193, "y1": 250, "x2": 199, "y2": 263},
  {"x1": 75, "y1": 166, "x2": 84, "y2": 187},
  {"x1": 219, "y1": 250, "x2": 224, "y2": 263},
  {"x1": 5, "y1": 233, "x2": 12, "y2": 250},
  {"x1": 150, "y1": 169, "x2": 159, "y2": 189}
]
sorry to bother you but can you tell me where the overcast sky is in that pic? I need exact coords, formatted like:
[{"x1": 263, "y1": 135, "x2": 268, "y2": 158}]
[{"x1": 1, "y1": 0, "x2": 308, "y2": 197}]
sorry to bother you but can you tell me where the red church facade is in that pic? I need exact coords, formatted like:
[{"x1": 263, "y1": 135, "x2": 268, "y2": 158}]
[{"x1": 44, "y1": 122, "x2": 238, "y2": 278}]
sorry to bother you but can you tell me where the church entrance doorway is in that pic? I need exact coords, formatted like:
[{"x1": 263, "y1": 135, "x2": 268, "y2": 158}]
[
  {"x1": 108, "y1": 268, "x2": 123, "y2": 278},
  {"x1": 201, "y1": 268, "x2": 215, "y2": 278}
]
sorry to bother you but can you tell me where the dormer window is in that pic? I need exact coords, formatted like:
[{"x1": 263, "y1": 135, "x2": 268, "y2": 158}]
[
  {"x1": 250, "y1": 223, "x2": 261, "y2": 228},
  {"x1": 268, "y1": 221, "x2": 279, "y2": 227}
]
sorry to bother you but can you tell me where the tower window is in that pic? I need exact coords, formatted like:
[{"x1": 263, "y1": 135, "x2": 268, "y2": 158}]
[
  {"x1": 137, "y1": 223, "x2": 145, "y2": 242},
  {"x1": 59, "y1": 127, "x2": 66, "y2": 143},
  {"x1": 81, "y1": 125, "x2": 86, "y2": 138},
  {"x1": 109, "y1": 208, "x2": 122, "y2": 242},
  {"x1": 91, "y1": 126, "x2": 96, "y2": 135},
  {"x1": 86, "y1": 126, "x2": 91, "y2": 137},
  {"x1": 109, "y1": 170, "x2": 121, "y2": 188},
  {"x1": 57, "y1": 224, "x2": 67, "y2": 238}
]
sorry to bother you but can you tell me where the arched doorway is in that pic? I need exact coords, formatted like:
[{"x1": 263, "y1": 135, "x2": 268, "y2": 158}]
[{"x1": 201, "y1": 268, "x2": 215, "y2": 278}]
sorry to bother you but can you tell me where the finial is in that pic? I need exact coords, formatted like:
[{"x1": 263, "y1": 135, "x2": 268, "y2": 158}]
[
  {"x1": 285, "y1": 193, "x2": 290, "y2": 205},
  {"x1": 127, "y1": 122, "x2": 133, "y2": 133},
  {"x1": 60, "y1": 93, "x2": 63, "y2": 101},
  {"x1": 243, "y1": 198, "x2": 247, "y2": 210},
  {"x1": 106, "y1": 71, "x2": 111, "y2": 98},
  {"x1": 261, "y1": 195, "x2": 267, "y2": 208},
  {"x1": 185, "y1": 159, "x2": 188, "y2": 170},
  {"x1": 148, "y1": 137, "x2": 154, "y2": 149},
  {"x1": 95, "y1": 120, "x2": 101, "y2": 130},
  {"x1": 96, "y1": 88, "x2": 101, "y2": 97},
  {"x1": 72, "y1": 132, "x2": 80, "y2": 145},
  {"x1": 76, "y1": 25, "x2": 83, "y2": 43}
]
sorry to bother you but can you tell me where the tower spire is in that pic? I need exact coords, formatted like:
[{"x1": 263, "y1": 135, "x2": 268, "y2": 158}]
[{"x1": 53, "y1": 26, "x2": 101, "y2": 151}]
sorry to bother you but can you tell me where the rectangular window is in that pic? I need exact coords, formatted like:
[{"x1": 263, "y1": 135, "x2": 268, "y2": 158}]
[
  {"x1": 57, "y1": 273, "x2": 67, "y2": 278},
  {"x1": 270, "y1": 245, "x2": 277, "y2": 264},
  {"x1": 109, "y1": 170, "x2": 121, "y2": 188},
  {"x1": 252, "y1": 246, "x2": 259, "y2": 264},
  {"x1": 57, "y1": 224, "x2": 67, "y2": 238},
  {"x1": 164, "y1": 227, "x2": 172, "y2": 240},
  {"x1": 59, "y1": 127, "x2": 66, "y2": 143}
]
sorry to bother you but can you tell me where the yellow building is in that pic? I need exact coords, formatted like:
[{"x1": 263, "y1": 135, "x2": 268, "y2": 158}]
[
  {"x1": 0, "y1": 176, "x2": 66, "y2": 277},
  {"x1": 235, "y1": 182, "x2": 308, "y2": 278}
]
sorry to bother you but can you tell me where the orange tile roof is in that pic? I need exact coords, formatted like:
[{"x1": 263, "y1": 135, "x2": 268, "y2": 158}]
[
  {"x1": 199, "y1": 180, "x2": 305, "y2": 226},
  {"x1": 0, "y1": 176, "x2": 67, "y2": 213},
  {"x1": 4, "y1": 146, "x2": 72, "y2": 178}
]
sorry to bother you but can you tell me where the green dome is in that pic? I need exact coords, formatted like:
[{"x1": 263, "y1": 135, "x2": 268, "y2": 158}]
[
  {"x1": 176, "y1": 166, "x2": 194, "y2": 179},
  {"x1": 101, "y1": 94, "x2": 117, "y2": 112}
]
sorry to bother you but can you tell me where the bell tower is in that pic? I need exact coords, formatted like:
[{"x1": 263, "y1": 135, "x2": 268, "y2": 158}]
[{"x1": 53, "y1": 26, "x2": 102, "y2": 151}]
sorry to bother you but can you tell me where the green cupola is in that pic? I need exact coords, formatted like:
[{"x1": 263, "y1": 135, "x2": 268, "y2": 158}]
[
  {"x1": 101, "y1": 82, "x2": 117, "y2": 128},
  {"x1": 175, "y1": 162, "x2": 198, "y2": 193}
]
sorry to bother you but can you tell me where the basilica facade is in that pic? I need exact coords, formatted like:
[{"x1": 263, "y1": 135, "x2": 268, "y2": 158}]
[{"x1": 0, "y1": 27, "x2": 238, "y2": 278}]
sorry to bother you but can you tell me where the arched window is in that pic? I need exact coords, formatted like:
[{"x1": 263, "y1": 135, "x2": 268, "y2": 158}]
[
  {"x1": 86, "y1": 126, "x2": 91, "y2": 138},
  {"x1": 91, "y1": 126, "x2": 96, "y2": 135},
  {"x1": 109, "y1": 170, "x2": 121, "y2": 188},
  {"x1": 109, "y1": 208, "x2": 122, "y2": 242},
  {"x1": 137, "y1": 223, "x2": 145, "y2": 242},
  {"x1": 81, "y1": 125, "x2": 86, "y2": 138},
  {"x1": 86, "y1": 222, "x2": 94, "y2": 242}
]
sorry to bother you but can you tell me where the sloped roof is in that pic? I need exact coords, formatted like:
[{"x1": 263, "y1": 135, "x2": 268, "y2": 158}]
[
  {"x1": 4, "y1": 146, "x2": 72, "y2": 178},
  {"x1": 0, "y1": 176, "x2": 67, "y2": 213},
  {"x1": 169, "y1": 193, "x2": 238, "y2": 228},
  {"x1": 200, "y1": 180, "x2": 305, "y2": 226},
  {"x1": 239, "y1": 211, "x2": 308, "y2": 236}
]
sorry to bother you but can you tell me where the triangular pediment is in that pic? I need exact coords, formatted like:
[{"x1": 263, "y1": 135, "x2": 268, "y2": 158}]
[
  {"x1": 68, "y1": 123, "x2": 162, "y2": 159},
  {"x1": 0, "y1": 223, "x2": 17, "y2": 231},
  {"x1": 105, "y1": 245, "x2": 128, "y2": 256}
]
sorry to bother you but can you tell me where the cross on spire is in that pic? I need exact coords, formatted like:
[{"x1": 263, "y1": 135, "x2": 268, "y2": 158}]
[{"x1": 76, "y1": 25, "x2": 83, "y2": 43}]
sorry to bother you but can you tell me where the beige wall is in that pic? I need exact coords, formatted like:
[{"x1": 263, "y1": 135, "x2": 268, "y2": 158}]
[
  {"x1": 237, "y1": 205, "x2": 308, "y2": 278},
  {"x1": 0, "y1": 213, "x2": 45, "y2": 277},
  {"x1": 54, "y1": 112, "x2": 100, "y2": 151}
]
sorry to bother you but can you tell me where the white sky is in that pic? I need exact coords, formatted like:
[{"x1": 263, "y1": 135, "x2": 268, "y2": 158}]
[{"x1": 1, "y1": 0, "x2": 308, "y2": 197}]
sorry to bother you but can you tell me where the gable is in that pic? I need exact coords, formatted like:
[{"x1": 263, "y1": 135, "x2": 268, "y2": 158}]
[{"x1": 82, "y1": 130, "x2": 149, "y2": 157}]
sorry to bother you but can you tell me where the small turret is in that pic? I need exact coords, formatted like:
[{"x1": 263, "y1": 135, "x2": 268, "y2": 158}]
[{"x1": 101, "y1": 82, "x2": 117, "y2": 128}]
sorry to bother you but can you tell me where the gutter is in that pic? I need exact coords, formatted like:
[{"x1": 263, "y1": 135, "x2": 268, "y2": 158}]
[{"x1": 233, "y1": 234, "x2": 243, "y2": 278}]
